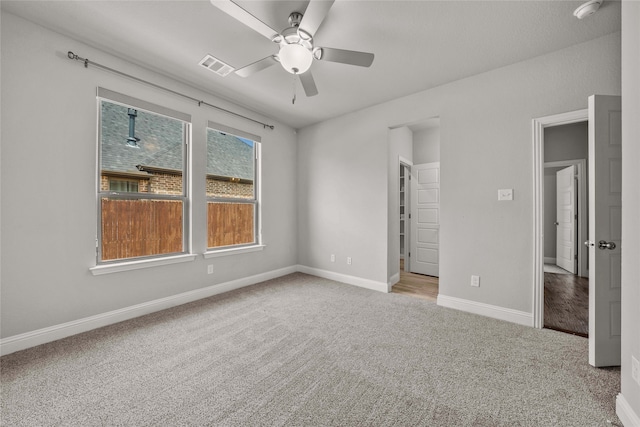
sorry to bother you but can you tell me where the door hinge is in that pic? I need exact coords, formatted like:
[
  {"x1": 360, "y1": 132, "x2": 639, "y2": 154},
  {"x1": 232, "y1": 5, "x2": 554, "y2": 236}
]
[
  {"x1": 409, "y1": 213, "x2": 411, "y2": 219},
  {"x1": 575, "y1": 214, "x2": 578, "y2": 220},
  {"x1": 575, "y1": 254, "x2": 578, "y2": 260},
  {"x1": 409, "y1": 252, "x2": 411, "y2": 257}
]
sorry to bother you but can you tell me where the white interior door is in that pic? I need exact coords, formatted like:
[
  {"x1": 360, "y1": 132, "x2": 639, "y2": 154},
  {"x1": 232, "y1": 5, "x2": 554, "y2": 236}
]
[
  {"x1": 556, "y1": 165, "x2": 577, "y2": 273},
  {"x1": 410, "y1": 162, "x2": 439, "y2": 276},
  {"x1": 588, "y1": 95, "x2": 622, "y2": 367}
]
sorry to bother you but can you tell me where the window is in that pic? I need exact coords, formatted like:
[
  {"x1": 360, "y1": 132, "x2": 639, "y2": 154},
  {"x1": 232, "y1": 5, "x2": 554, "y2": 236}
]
[
  {"x1": 109, "y1": 179, "x2": 139, "y2": 193},
  {"x1": 97, "y1": 88, "x2": 190, "y2": 263},
  {"x1": 206, "y1": 122, "x2": 260, "y2": 249}
]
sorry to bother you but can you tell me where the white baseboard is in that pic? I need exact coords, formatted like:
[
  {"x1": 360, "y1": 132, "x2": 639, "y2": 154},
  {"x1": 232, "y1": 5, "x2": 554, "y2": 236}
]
[
  {"x1": 0, "y1": 266, "x2": 297, "y2": 356},
  {"x1": 544, "y1": 257, "x2": 556, "y2": 264},
  {"x1": 296, "y1": 265, "x2": 389, "y2": 293},
  {"x1": 437, "y1": 294, "x2": 534, "y2": 327},
  {"x1": 617, "y1": 393, "x2": 640, "y2": 427}
]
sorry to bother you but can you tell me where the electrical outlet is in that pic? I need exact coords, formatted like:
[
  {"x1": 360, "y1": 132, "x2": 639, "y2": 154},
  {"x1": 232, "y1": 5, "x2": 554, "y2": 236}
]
[
  {"x1": 471, "y1": 275, "x2": 480, "y2": 287},
  {"x1": 207, "y1": 265, "x2": 213, "y2": 275},
  {"x1": 347, "y1": 257, "x2": 352, "y2": 265},
  {"x1": 632, "y1": 355, "x2": 640, "y2": 385},
  {"x1": 331, "y1": 254, "x2": 335, "y2": 262},
  {"x1": 498, "y1": 189, "x2": 513, "y2": 201}
]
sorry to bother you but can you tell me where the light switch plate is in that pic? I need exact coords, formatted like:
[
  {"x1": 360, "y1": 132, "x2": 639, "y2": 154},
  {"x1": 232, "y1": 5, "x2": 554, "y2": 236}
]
[
  {"x1": 471, "y1": 275, "x2": 480, "y2": 287},
  {"x1": 498, "y1": 189, "x2": 513, "y2": 201}
]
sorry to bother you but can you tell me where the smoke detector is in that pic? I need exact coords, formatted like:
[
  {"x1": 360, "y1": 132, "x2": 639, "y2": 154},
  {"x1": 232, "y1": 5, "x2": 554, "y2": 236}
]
[{"x1": 573, "y1": 0, "x2": 603, "y2": 19}]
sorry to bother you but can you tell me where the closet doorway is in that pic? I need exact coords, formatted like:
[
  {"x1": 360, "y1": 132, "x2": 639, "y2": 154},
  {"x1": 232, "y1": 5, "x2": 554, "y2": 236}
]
[{"x1": 389, "y1": 117, "x2": 440, "y2": 301}]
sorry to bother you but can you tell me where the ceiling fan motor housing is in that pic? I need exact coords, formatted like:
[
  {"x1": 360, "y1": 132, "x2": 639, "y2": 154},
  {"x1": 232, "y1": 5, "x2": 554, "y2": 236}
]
[{"x1": 288, "y1": 12, "x2": 303, "y2": 27}]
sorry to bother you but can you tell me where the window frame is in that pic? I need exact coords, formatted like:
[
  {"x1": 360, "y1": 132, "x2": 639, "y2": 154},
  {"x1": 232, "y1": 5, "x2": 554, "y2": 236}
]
[
  {"x1": 205, "y1": 121, "x2": 262, "y2": 252},
  {"x1": 95, "y1": 88, "x2": 191, "y2": 265}
]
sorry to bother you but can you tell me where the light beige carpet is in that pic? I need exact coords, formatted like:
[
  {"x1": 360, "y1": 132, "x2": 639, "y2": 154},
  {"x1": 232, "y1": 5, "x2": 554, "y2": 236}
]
[{"x1": 1, "y1": 273, "x2": 621, "y2": 426}]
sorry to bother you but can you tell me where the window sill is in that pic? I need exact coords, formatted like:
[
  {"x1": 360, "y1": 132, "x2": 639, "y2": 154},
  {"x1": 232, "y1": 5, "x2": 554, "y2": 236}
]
[
  {"x1": 203, "y1": 244, "x2": 265, "y2": 259},
  {"x1": 90, "y1": 254, "x2": 197, "y2": 276}
]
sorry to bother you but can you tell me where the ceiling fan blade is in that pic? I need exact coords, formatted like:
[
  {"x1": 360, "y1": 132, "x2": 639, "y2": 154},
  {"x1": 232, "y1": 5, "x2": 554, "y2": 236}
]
[
  {"x1": 317, "y1": 47, "x2": 374, "y2": 67},
  {"x1": 299, "y1": 72, "x2": 319, "y2": 97},
  {"x1": 299, "y1": 0, "x2": 335, "y2": 38},
  {"x1": 210, "y1": 0, "x2": 280, "y2": 41},
  {"x1": 235, "y1": 56, "x2": 278, "y2": 77}
]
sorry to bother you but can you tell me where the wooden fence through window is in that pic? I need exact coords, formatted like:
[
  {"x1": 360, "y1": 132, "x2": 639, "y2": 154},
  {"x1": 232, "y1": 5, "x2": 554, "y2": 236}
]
[
  {"x1": 101, "y1": 198, "x2": 183, "y2": 261},
  {"x1": 207, "y1": 202, "x2": 254, "y2": 248},
  {"x1": 101, "y1": 199, "x2": 254, "y2": 261}
]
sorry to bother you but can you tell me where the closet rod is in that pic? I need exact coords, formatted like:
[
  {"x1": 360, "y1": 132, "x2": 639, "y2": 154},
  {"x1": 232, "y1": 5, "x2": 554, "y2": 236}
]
[{"x1": 67, "y1": 51, "x2": 275, "y2": 130}]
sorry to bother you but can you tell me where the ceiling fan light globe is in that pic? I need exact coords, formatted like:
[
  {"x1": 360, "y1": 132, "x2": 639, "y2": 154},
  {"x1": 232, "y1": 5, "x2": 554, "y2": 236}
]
[{"x1": 278, "y1": 43, "x2": 313, "y2": 74}]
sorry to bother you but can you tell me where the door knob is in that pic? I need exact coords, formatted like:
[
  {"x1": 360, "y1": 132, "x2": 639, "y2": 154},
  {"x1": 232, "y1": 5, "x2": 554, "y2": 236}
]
[
  {"x1": 598, "y1": 240, "x2": 616, "y2": 250},
  {"x1": 554, "y1": 221, "x2": 559, "y2": 226},
  {"x1": 584, "y1": 240, "x2": 594, "y2": 247}
]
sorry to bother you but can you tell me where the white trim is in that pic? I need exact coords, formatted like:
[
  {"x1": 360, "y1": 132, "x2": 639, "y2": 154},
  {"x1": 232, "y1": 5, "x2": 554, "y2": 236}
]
[
  {"x1": 616, "y1": 393, "x2": 640, "y2": 427},
  {"x1": 207, "y1": 120, "x2": 261, "y2": 143},
  {"x1": 90, "y1": 254, "x2": 197, "y2": 276},
  {"x1": 203, "y1": 244, "x2": 265, "y2": 258},
  {"x1": 296, "y1": 265, "x2": 389, "y2": 293},
  {"x1": 532, "y1": 109, "x2": 589, "y2": 329},
  {"x1": 398, "y1": 157, "x2": 412, "y2": 274},
  {"x1": 1, "y1": 265, "x2": 297, "y2": 356},
  {"x1": 388, "y1": 272, "x2": 400, "y2": 292},
  {"x1": 437, "y1": 294, "x2": 534, "y2": 327},
  {"x1": 97, "y1": 87, "x2": 191, "y2": 122},
  {"x1": 399, "y1": 155, "x2": 413, "y2": 167},
  {"x1": 544, "y1": 257, "x2": 557, "y2": 264}
]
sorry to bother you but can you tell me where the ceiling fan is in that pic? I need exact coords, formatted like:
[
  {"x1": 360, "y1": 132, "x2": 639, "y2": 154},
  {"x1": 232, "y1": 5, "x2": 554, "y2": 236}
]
[{"x1": 210, "y1": 0, "x2": 375, "y2": 98}]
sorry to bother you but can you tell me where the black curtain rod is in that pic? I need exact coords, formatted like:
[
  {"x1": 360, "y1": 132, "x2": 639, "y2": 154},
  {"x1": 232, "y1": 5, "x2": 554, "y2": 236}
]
[{"x1": 67, "y1": 51, "x2": 275, "y2": 130}]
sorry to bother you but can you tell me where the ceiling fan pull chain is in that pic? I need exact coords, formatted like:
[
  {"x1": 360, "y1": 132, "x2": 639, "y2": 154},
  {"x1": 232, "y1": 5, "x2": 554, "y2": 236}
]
[{"x1": 292, "y1": 74, "x2": 297, "y2": 104}]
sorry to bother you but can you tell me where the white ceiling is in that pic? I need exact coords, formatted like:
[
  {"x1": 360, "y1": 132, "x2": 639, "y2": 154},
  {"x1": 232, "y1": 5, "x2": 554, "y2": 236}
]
[{"x1": 1, "y1": 0, "x2": 621, "y2": 129}]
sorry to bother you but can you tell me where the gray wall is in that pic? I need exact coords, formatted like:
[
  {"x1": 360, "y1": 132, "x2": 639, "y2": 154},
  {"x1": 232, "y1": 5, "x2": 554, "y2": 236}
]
[
  {"x1": 544, "y1": 122, "x2": 588, "y2": 162},
  {"x1": 298, "y1": 32, "x2": 621, "y2": 313},
  {"x1": 0, "y1": 13, "x2": 298, "y2": 338},
  {"x1": 620, "y1": 1, "x2": 640, "y2": 420},
  {"x1": 543, "y1": 122, "x2": 588, "y2": 260},
  {"x1": 413, "y1": 127, "x2": 440, "y2": 164}
]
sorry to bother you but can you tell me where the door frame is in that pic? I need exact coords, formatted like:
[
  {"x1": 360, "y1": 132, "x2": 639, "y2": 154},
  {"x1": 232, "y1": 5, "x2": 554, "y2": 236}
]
[
  {"x1": 399, "y1": 157, "x2": 412, "y2": 272},
  {"x1": 544, "y1": 159, "x2": 588, "y2": 277},
  {"x1": 532, "y1": 108, "x2": 588, "y2": 329}
]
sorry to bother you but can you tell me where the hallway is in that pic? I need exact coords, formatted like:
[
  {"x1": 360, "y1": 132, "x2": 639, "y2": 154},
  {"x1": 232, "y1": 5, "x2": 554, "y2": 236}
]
[
  {"x1": 391, "y1": 260, "x2": 439, "y2": 302},
  {"x1": 543, "y1": 270, "x2": 589, "y2": 337}
]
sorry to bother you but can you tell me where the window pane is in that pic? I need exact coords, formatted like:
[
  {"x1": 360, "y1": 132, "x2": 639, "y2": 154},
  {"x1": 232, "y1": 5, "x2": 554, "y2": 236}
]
[
  {"x1": 101, "y1": 197, "x2": 183, "y2": 261},
  {"x1": 109, "y1": 179, "x2": 139, "y2": 193},
  {"x1": 98, "y1": 95, "x2": 188, "y2": 264},
  {"x1": 207, "y1": 202, "x2": 255, "y2": 248},
  {"x1": 206, "y1": 129, "x2": 254, "y2": 199},
  {"x1": 100, "y1": 100, "x2": 185, "y2": 195}
]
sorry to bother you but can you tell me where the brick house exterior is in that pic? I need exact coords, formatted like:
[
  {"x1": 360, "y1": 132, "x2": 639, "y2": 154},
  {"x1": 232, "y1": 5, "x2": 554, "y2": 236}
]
[{"x1": 100, "y1": 101, "x2": 254, "y2": 197}]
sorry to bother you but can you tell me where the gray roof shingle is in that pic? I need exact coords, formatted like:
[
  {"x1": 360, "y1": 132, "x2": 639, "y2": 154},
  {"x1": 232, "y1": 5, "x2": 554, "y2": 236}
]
[{"x1": 101, "y1": 101, "x2": 254, "y2": 181}]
